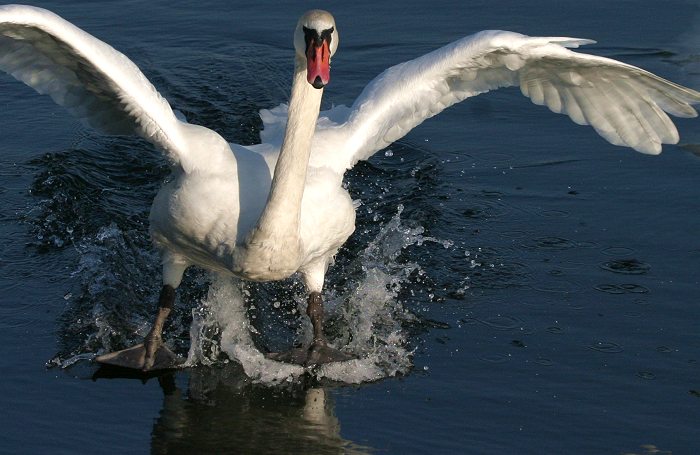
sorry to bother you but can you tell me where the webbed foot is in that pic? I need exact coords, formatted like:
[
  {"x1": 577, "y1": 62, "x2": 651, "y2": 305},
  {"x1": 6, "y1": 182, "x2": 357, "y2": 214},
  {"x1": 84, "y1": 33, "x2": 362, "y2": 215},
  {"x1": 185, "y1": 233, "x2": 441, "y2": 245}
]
[
  {"x1": 95, "y1": 285, "x2": 181, "y2": 371},
  {"x1": 95, "y1": 341, "x2": 182, "y2": 371},
  {"x1": 267, "y1": 291, "x2": 354, "y2": 366},
  {"x1": 266, "y1": 340, "x2": 354, "y2": 367}
]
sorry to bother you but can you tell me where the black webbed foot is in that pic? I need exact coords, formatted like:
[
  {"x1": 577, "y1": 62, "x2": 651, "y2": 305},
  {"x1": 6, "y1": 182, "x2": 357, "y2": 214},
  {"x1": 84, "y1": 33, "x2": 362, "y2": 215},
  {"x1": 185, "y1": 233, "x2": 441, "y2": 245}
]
[{"x1": 266, "y1": 339, "x2": 354, "y2": 367}]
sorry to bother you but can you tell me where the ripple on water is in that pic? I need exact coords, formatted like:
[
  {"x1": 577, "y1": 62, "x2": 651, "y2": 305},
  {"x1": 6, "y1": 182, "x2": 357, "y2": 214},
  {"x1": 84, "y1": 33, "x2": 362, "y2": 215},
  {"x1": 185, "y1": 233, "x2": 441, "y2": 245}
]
[
  {"x1": 498, "y1": 229, "x2": 531, "y2": 240},
  {"x1": 466, "y1": 260, "x2": 531, "y2": 290},
  {"x1": 600, "y1": 259, "x2": 651, "y2": 275},
  {"x1": 586, "y1": 341, "x2": 624, "y2": 354},
  {"x1": 472, "y1": 314, "x2": 523, "y2": 331},
  {"x1": 633, "y1": 298, "x2": 650, "y2": 306},
  {"x1": 594, "y1": 283, "x2": 650, "y2": 294},
  {"x1": 530, "y1": 280, "x2": 581, "y2": 294},
  {"x1": 636, "y1": 371, "x2": 656, "y2": 380},
  {"x1": 521, "y1": 236, "x2": 591, "y2": 251},
  {"x1": 539, "y1": 209, "x2": 570, "y2": 218},
  {"x1": 481, "y1": 189, "x2": 504, "y2": 198},
  {"x1": 461, "y1": 200, "x2": 506, "y2": 220},
  {"x1": 477, "y1": 353, "x2": 510, "y2": 364},
  {"x1": 601, "y1": 246, "x2": 636, "y2": 256}
]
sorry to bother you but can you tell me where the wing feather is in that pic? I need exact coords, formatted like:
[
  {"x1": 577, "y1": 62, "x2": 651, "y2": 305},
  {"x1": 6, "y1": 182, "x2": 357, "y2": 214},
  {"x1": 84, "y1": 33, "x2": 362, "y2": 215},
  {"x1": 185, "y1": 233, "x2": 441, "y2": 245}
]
[
  {"x1": 0, "y1": 5, "x2": 190, "y2": 168},
  {"x1": 310, "y1": 29, "x2": 700, "y2": 171}
]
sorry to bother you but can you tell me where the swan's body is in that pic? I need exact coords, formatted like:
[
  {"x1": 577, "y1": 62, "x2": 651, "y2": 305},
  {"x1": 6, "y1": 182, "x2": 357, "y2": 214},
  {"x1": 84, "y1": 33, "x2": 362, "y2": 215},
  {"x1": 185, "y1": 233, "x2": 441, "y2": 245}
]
[
  {"x1": 148, "y1": 133, "x2": 355, "y2": 285},
  {"x1": 2, "y1": 5, "x2": 699, "y2": 369}
]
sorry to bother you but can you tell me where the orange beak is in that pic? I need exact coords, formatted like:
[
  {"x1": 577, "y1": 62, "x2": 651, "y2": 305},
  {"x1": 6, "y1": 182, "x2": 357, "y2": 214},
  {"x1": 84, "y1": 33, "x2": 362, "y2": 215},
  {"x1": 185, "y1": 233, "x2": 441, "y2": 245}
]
[{"x1": 306, "y1": 39, "x2": 330, "y2": 89}]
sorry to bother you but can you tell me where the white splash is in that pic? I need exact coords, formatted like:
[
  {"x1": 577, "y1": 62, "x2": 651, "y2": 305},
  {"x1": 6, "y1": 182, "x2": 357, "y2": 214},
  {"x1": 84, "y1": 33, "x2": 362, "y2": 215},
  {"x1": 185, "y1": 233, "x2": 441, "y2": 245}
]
[
  {"x1": 184, "y1": 206, "x2": 436, "y2": 385},
  {"x1": 53, "y1": 208, "x2": 447, "y2": 385},
  {"x1": 185, "y1": 277, "x2": 305, "y2": 384}
]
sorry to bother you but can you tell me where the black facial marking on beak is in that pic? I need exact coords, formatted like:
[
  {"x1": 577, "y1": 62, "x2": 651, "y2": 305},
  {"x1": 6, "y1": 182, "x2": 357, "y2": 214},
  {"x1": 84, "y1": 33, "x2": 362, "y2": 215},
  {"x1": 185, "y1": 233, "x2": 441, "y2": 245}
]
[
  {"x1": 303, "y1": 26, "x2": 334, "y2": 50},
  {"x1": 312, "y1": 76, "x2": 325, "y2": 89},
  {"x1": 303, "y1": 25, "x2": 333, "y2": 89}
]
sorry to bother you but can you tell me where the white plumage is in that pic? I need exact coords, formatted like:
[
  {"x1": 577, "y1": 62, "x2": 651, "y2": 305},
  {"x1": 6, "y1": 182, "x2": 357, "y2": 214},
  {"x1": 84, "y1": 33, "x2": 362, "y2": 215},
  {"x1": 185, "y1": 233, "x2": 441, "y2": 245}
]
[{"x1": 1, "y1": 5, "x2": 698, "y2": 368}]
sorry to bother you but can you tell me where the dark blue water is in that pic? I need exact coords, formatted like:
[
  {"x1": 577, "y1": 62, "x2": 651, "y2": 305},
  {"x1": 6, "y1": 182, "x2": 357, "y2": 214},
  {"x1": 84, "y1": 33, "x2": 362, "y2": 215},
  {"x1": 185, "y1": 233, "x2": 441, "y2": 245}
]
[{"x1": 2, "y1": 1, "x2": 700, "y2": 453}]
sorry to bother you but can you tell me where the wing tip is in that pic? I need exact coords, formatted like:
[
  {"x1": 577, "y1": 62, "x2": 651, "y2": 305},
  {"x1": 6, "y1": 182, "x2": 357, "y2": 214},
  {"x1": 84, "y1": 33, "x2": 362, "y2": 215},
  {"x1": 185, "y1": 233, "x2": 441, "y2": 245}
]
[{"x1": 550, "y1": 37, "x2": 597, "y2": 48}]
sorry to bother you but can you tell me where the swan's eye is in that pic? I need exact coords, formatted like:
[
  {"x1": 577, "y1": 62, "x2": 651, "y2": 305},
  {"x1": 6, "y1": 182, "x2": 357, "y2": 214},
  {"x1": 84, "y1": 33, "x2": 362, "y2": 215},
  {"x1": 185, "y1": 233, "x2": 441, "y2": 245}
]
[
  {"x1": 320, "y1": 27, "x2": 334, "y2": 45},
  {"x1": 303, "y1": 26, "x2": 334, "y2": 48}
]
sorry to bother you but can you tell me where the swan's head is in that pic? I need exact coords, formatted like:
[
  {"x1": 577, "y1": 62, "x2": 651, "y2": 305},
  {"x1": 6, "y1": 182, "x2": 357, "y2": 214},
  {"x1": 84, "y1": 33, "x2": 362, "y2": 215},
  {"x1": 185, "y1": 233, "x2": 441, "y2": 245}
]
[{"x1": 294, "y1": 10, "x2": 338, "y2": 89}]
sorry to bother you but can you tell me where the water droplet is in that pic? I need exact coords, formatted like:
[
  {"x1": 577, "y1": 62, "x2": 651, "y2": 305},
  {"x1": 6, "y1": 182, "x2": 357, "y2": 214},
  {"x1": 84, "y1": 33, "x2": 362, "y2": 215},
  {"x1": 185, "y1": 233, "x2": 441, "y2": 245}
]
[{"x1": 384, "y1": 149, "x2": 394, "y2": 157}]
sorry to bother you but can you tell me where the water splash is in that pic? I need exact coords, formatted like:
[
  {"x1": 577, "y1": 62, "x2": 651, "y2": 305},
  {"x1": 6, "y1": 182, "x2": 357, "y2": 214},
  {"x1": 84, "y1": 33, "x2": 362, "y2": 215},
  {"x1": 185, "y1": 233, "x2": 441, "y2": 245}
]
[
  {"x1": 47, "y1": 223, "x2": 159, "y2": 368},
  {"x1": 186, "y1": 278, "x2": 305, "y2": 384},
  {"x1": 51, "y1": 204, "x2": 446, "y2": 384},
  {"x1": 183, "y1": 206, "x2": 430, "y2": 385}
]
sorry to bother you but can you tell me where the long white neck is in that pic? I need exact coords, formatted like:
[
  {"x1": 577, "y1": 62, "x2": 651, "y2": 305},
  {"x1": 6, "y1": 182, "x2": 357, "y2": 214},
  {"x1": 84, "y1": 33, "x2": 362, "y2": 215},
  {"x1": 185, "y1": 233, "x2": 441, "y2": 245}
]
[
  {"x1": 236, "y1": 56, "x2": 322, "y2": 279},
  {"x1": 262, "y1": 57, "x2": 322, "y2": 235}
]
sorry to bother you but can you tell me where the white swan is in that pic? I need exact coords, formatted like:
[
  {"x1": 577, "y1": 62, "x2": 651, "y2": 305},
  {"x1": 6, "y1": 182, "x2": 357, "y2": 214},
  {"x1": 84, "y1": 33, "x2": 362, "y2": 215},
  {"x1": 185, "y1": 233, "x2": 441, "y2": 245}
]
[{"x1": 1, "y1": 5, "x2": 699, "y2": 370}]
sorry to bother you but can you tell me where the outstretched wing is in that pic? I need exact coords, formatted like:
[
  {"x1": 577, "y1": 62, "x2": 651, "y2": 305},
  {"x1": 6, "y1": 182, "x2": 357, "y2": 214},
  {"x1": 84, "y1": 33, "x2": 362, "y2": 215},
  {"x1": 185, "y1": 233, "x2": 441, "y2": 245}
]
[
  {"x1": 0, "y1": 5, "x2": 191, "y2": 169},
  {"x1": 310, "y1": 30, "x2": 700, "y2": 172}
]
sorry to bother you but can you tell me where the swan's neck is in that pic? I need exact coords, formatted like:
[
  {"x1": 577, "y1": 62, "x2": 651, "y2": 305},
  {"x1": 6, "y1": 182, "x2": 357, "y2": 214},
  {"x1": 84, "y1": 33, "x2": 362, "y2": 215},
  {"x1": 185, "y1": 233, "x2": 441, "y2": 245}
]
[
  {"x1": 237, "y1": 57, "x2": 322, "y2": 278},
  {"x1": 264, "y1": 58, "x2": 322, "y2": 232}
]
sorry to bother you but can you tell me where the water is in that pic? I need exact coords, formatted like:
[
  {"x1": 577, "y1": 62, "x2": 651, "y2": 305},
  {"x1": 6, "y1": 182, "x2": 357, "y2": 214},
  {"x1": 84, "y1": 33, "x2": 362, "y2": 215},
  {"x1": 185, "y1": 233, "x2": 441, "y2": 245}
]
[{"x1": 1, "y1": 0, "x2": 700, "y2": 453}]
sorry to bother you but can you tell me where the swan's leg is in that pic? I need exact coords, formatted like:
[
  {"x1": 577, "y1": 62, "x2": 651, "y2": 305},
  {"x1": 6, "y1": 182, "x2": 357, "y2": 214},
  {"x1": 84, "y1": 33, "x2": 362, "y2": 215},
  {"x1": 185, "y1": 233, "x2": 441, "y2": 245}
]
[
  {"x1": 303, "y1": 291, "x2": 354, "y2": 365},
  {"x1": 267, "y1": 259, "x2": 353, "y2": 366},
  {"x1": 95, "y1": 256, "x2": 187, "y2": 371},
  {"x1": 307, "y1": 291, "x2": 326, "y2": 342},
  {"x1": 141, "y1": 284, "x2": 178, "y2": 370}
]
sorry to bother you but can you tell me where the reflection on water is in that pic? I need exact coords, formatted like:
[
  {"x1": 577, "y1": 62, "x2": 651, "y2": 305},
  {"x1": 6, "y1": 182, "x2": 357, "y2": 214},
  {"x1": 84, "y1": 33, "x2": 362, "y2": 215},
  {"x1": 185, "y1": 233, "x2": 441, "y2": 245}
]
[{"x1": 95, "y1": 365, "x2": 371, "y2": 455}]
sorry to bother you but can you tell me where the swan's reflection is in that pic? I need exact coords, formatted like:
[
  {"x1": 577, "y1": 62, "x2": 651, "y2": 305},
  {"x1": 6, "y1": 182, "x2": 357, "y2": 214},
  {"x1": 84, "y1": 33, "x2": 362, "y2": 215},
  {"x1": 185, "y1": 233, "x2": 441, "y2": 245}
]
[{"x1": 141, "y1": 364, "x2": 371, "y2": 455}]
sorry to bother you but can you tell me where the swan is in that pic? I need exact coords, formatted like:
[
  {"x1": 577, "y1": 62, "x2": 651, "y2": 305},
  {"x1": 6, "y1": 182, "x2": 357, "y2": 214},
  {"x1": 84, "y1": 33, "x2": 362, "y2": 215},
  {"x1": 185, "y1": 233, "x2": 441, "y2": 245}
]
[{"x1": 1, "y1": 5, "x2": 699, "y2": 371}]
